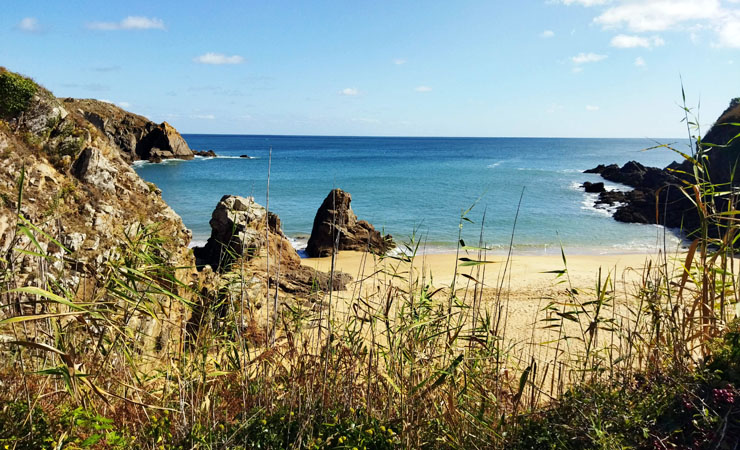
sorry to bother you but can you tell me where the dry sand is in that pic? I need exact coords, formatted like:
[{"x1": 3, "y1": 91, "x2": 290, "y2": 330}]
[
  {"x1": 300, "y1": 250, "x2": 684, "y2": 342},
  {"x1": 303, "y1": 250, "x2": 678, "y2": 294}
]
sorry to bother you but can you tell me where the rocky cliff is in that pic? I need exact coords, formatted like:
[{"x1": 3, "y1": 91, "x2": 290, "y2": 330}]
[
  {"x1": 0, "y1": 67, "x2": 194, "y2": 353},
  {"x1": 63, "y1": 98, "x2": 194, "y2": 162}
]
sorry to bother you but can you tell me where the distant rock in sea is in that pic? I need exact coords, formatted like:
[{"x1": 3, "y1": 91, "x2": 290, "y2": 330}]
[
  {"x1": 240, "y1": 154, "x2": 251, "y2": 158},
  {"x1": 306, "y1": 188, "x2": 394, "y2": 257},
  {"x1": 194, "y1": 149, "x2": 217, "y2": 157}
]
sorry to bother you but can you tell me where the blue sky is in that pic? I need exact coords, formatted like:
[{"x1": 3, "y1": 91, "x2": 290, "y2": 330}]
[{"x1": 2, "y1": 0, "x2": 739, "y2": 137}]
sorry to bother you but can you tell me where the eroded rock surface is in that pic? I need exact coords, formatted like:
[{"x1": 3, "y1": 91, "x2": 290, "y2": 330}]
[
  {"x1": 306, "y1": 189, "x2": 394, "y2": 257},
  {"x1": 63, "y1": 98, "x2": 194, "y2": 162},
  {"x1": 194, "y1": 195, "x2": 351, "y2": 293}
]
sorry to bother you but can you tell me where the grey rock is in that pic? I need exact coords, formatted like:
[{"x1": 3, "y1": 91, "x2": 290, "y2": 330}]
[{"x1": 72, "y1": 147, "x2": 118, "y2": 193}]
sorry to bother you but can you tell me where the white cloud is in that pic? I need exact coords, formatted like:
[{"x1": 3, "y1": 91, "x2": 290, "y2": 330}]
[
  {"x1": 193, "y1": 53, "x2": 245, "y2": 65},
  {"x1": 352, "y1": 117, "x2": 381, "y2": 124},
  {"x1": 716, "y1": 11, "x2": 740, "y2": 47},
  {"x1": 118, "y1": 101, "x2": 131, "y2": 108},
  {"x1": 17, "y1": 17, "x2": 41, "y2": 33},
  {"x1": 191, "y1": 114, "x2": 216, "y2": 120},
  {"x1": 393, "y1": 58, "x2": 407, "y2": 65},
  {"x1": 558, "y1": 0, "x2": 611, "y2": 6},
  {"x1": 571, "y1": 52, "x2": 608, "y2": 64},
  {"x1": 634, "y1": 56, "x2": 646, "y2": 66},
  {"x1": 594, "y1": 0, "x2": 721, "y2": 32},
  {"x1": 414, "y1": 86, "x2": 432, "y2": 92},
  {"x1": 556, "y1": 0, "x2": 740, "y2": 49},
  {"x1": 87, "y1": 16, "x2": 166, "y2": 31},
  {"x1": 340, "y1": 87, "x2": 359, "y2": 96},
  {"x1": 610, "y1": 34, "x2": 665, "y2": 48},
  {"x1": 541, "y1": 30, "x2": 555, "y2": 38},
  {"x1": 586, "y1": 105, "x2": 600, "y2": 111}
]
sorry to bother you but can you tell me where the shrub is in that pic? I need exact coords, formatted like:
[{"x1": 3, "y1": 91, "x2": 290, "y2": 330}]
[{"x1": 0, "y1": 69, "x2": 38, "y2": 119}]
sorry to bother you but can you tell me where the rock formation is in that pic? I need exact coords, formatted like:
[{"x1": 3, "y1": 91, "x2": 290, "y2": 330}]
[
  {"x1": 194, "y1": 195, "x2": 351, "y2": 293},
  {"x1": 0, "y1": 68, "x2": 194, "y2": 354},
  {"x1": 194, "y1": 149, "x2": 217, "y2": 157},
  {"x1": 62, "y1": 98, "x2": 194, "y2": 163},
  {"x1": 306, "y1": 189, "x2": 394, "y2": 257},
  {"x1": 582, "y1": 181, "x2": 605, "y2": 193},
  {"x1": 583, "y1": 98, "x2": 740, "y2": 238}
]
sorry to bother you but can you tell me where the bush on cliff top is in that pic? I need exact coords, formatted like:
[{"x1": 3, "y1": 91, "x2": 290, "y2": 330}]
[{"x1": 0, "y1": 68, "x2": 38, "y2": 119}]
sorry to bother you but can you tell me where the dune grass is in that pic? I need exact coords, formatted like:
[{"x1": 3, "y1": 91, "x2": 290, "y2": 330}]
[{"x1": 1, "y1": 103, "x2": 739, "y2": 449}]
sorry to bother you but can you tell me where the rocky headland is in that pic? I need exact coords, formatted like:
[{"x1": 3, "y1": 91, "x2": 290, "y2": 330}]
[
  {"x1": 0, "y1": 67, "x2": 351, "y2": 355},
  {"x1": 581, "y1": 98, "x2": 740, "y2": 240},
  {"x1": 62, "y1": 97, "x2": 195, "y2": 163}
]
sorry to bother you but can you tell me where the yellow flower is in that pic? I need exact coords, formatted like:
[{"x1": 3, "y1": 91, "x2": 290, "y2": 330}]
[
  {"x1": 379, "y1": 426, "x2": 386, "y2": 433},
  {"x1": 365, "y1": 429, "x2": 373, "y2": 435},
  {"x1": 350, "y1": 407, "x2": 355, "y2": 414},
  {"x1": 260, "y1": 419, "x2": 267, "y2": 425}
]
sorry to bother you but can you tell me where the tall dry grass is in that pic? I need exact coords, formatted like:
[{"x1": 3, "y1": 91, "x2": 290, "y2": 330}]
[{"x1": 1, "y1": 100, "x2": 738, "y2": 449}]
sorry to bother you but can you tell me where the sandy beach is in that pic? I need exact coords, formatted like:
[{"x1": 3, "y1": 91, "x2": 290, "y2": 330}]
[
  {"x1": 303, "y1": 250, "x2": 679, "y2": 294},
  {"x1": 301, "y1": 250, "x2": 685, "y2": 341}
]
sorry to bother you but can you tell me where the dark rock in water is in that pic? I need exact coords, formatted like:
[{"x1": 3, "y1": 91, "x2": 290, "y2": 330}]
[
  {"x1": 194, "y1": 149, "x2": 217, "y2": 157},
  {"x1": 194, "y1": 195, "x2": 351, "y2": 293},
  {"x1": 240, "y1": 154, "x2": 250, "y2": 158},
  {"x1": 596, "y1": 190, "x2": 626, "y2": 206},
  {"x1": 582, "y1": 181, "x2": 605, "y2": 193},
  {"x1": 587, "y1": 97, "x2": 740, "y2": 237},
  {"x1": 141, "y1": 122, "x2": 194, "y2": 162},
  {"x1": 306, "y1": 189, "x2": 394, "y2": 257},
  {"x1": 584, "y1": 164, "x2": 617, "y2": 175}
]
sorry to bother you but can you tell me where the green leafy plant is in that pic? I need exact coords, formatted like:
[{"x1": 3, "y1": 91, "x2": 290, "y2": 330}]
[{"x1": 0, "y1": 69, "x2": 38, "y2": 119}]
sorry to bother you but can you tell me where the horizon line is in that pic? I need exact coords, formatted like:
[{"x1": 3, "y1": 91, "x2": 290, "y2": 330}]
[{"x1": 179, "y1": 132, "x2": 690, "y2": 140}]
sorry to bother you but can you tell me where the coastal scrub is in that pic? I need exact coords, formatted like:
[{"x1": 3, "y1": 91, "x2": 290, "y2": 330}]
[{"x1": 0, "y1": 68, "x2": 38, "y2": 119}]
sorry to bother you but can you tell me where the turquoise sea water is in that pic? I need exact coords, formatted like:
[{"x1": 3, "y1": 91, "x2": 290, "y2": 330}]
[{"x1": 133, "y1": 135, "x2": 689, "y2": 254}]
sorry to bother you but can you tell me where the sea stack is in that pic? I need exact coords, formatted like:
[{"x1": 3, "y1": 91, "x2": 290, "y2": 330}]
[
  {"x1": 306, "y1": 188, "x2": 394, "y2": 257},
  {"x1": 193, "y1": 195, "x2": 351, "y2": 293}
]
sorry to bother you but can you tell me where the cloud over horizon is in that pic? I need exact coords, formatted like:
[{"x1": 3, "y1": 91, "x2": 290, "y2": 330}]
[
  {"x1": 563, "y1": 0, "x2": 740, "y2": 48},
  {"x1": 571, "y1": 52, "x2": 608, "y2": 64},
  {"x1": 193, "y1": 53, "x2": 245, "y2": 65},
  {"x1": 17, "y1": 17, "x2": 42, "y2": 33},
  {"x1": 340, "y1": 88, "x2": 359, "y2": 96},
  {"x1": 87, "y1": 16, "x2": 166, "y2": 31},
  {"x1": 610, "y1": 34, "x2": 665, "y2": 48}
]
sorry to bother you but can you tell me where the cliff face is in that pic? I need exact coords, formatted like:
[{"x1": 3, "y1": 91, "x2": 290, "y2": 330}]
[
  {"x1": 698, "y1": 98, "x2": 740, "y2": 184},
  {"x1": 63, "y1": 98, "x2": 194, "y2": 162},
  {"x1": 0, "y1": 68, "x2": 194, "y2": 352}
]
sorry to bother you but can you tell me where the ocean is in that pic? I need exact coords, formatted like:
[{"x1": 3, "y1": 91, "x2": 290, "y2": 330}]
[{"x1": 133, "y1": 135, "x2": 689, "y2": 255}]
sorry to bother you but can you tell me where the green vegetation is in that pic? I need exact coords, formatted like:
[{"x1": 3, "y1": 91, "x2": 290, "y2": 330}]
[
  {"x1": 0, "y1": 68, "x2": 38, "y2": 119},
  {"x1": 0, "y1": 96, "x2": 739, "y2": 449}
]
